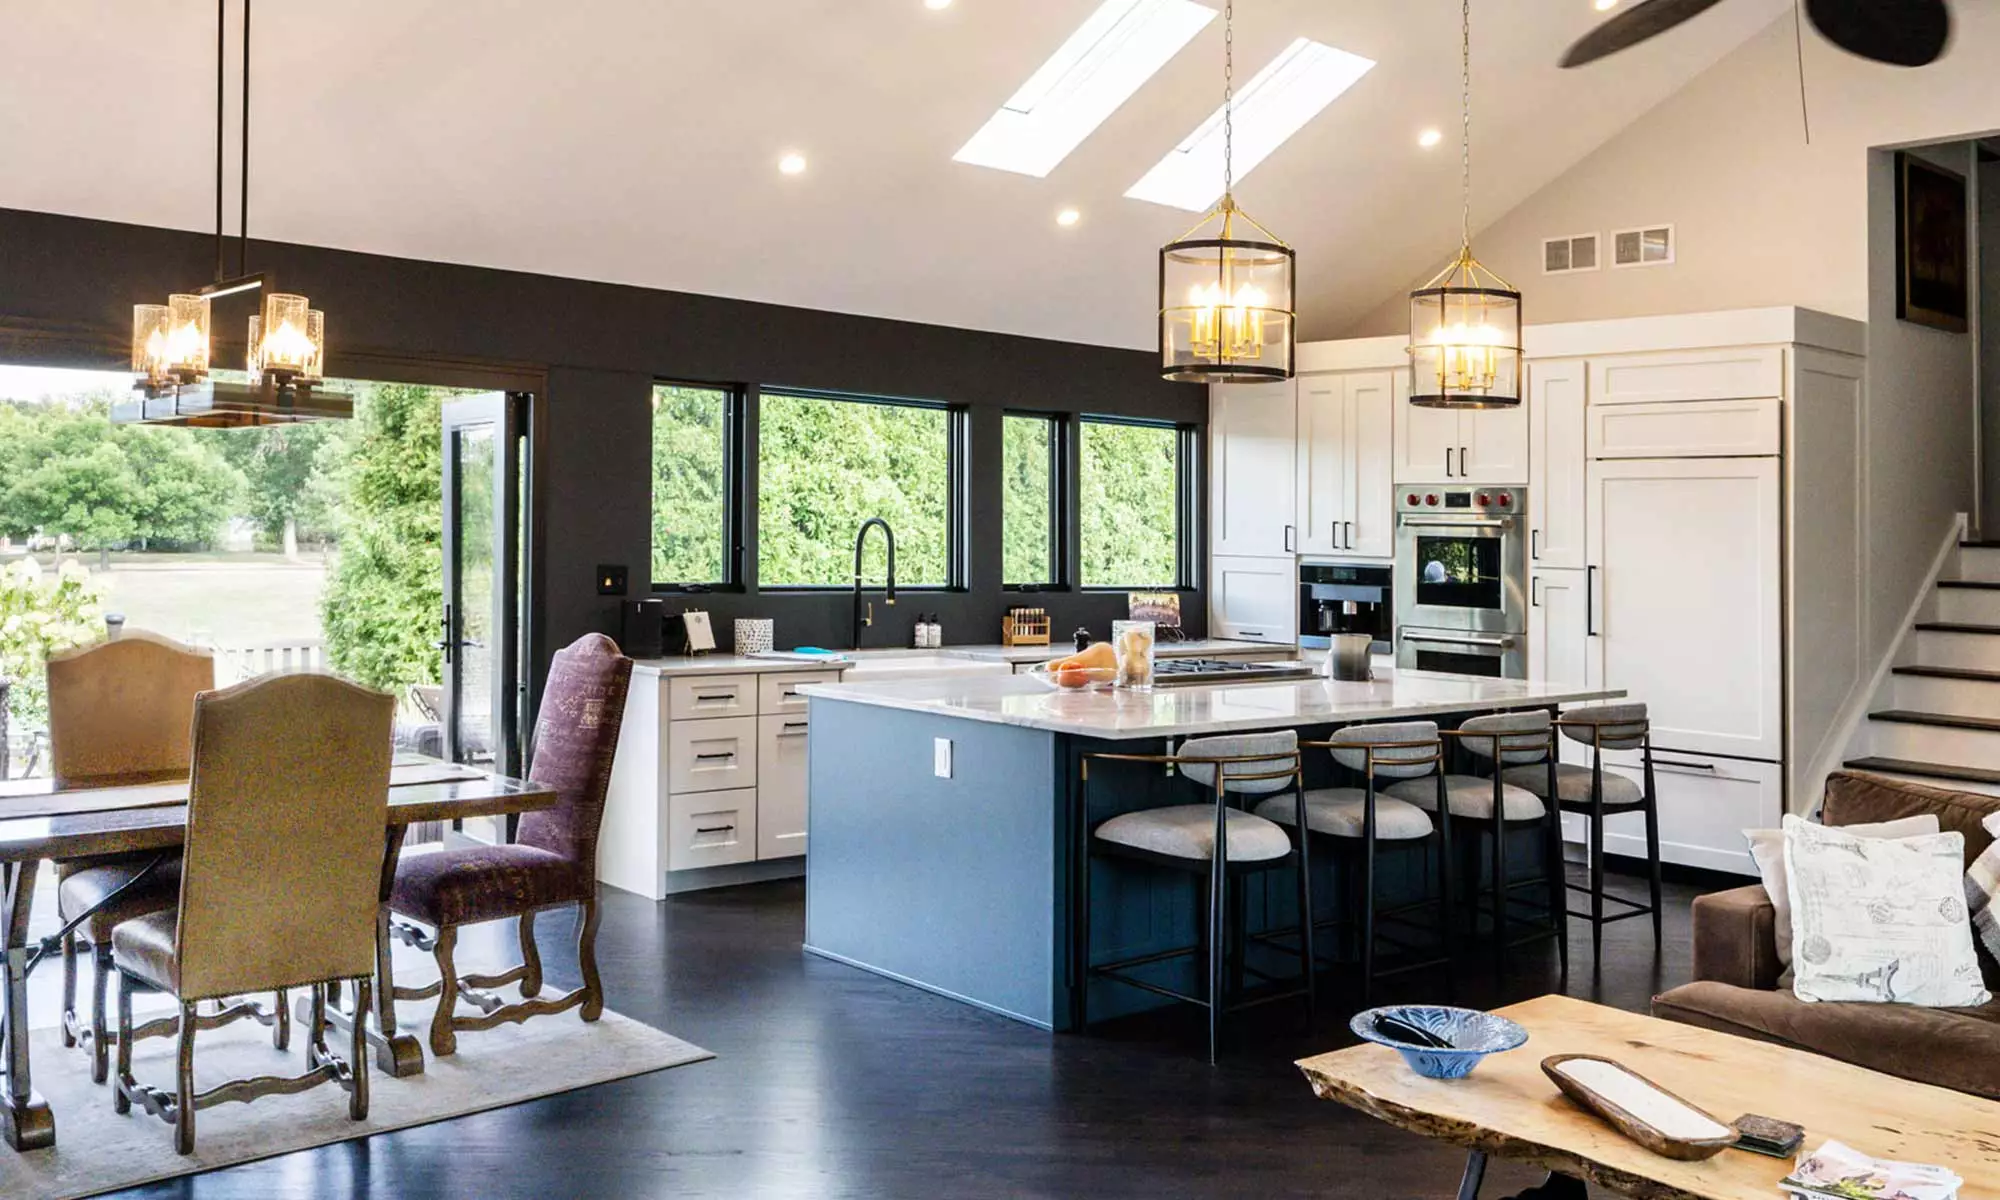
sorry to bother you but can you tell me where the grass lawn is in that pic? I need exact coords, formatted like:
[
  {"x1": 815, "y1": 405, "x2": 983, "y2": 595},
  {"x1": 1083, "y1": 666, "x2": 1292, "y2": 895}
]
[{"x1": 9, "y1": 551, "x2": 330, "y2": 647}]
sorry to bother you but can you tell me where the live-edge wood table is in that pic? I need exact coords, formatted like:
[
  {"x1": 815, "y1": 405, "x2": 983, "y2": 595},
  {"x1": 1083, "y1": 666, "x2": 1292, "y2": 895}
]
[{"x1": 0, "y1": 765, "x2": 556, "y2": 1152}]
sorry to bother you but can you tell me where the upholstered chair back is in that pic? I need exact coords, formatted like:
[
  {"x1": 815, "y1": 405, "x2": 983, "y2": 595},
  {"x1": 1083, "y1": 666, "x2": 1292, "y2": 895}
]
[
  {"x1": 174, "y1": 673, "x2": 394, "y2": 1000},
  {"x1": 1458, "y1": 711, "x2": 1554, "y2": 766},
  {"x1": 1560, "y1": 702, "x2": 1649, "y2": 752},
  {"x1": 46, "y1": 632, "x2": 214, "y2": 783},
  {"x1": 516, "y1": 634, "x2": 634, "y2": 875},
  {"x1": 1328, "y1": 720, "x2": 1440, "y2": 780},
  {"x1": 1176, "y1": 730, "x2": 1299, "y2": 796}
]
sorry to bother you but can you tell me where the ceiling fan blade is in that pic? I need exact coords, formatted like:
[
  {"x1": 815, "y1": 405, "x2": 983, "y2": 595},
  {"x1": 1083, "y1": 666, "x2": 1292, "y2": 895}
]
[
  {"x1": 1805, "y1": 0, "x2": 1950, "y2": 67},
  {"x1": 1560, "y1": 0, "x2": 1728, "y2": 68}
]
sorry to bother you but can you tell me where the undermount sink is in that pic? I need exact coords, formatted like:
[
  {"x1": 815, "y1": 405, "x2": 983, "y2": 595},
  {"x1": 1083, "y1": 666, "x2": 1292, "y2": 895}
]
[{"x1": 839, "y1": 653, "x2": 1013, "y2": 682}]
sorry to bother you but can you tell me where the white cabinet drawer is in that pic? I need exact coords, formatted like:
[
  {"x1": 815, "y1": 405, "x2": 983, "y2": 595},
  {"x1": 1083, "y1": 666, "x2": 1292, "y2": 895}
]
[
  {"x1": 1559, "y1": 750, "x2": 1779, "y2": 876},
  {"x1": 1589, "y1": 347, "x2": 1783, "y2": 406},
  {"x1": 759, "y1": 671, "x2": 835, "y2": 715},
  {"x1": 1589, "y1": 398, "x2": 1780, "y2": 459},
  {"x1": 757, "y1": 713, "x2": 811, "y2": 860},
  {"x1": 668, "y1": 715, "x2": 758, "y2": 793},
  {"x1": 668, "y1": 674, "x2": 755, "y2": 720},
  {"x1": 667, "y1": 788, "x2": 757, "y2": 871}
]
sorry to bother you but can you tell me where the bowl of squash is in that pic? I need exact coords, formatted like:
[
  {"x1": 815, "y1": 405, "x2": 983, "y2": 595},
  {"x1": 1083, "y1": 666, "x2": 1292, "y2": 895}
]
[{"x1": 1026, "y1": 643, "x2": 1119, "y2": 691}]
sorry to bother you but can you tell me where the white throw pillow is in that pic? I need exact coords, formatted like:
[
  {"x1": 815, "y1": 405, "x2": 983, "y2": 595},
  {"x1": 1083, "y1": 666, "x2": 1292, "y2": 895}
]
[
  {"x1": 1782, "y1": 815, "x2": 1990, "y2": 1008},
  {"x1": 1744, "y1": 814, "x2": 1940, "y2": 985},
  {"x1": 1969, "y1": 813, "x2": 2000, "y2": 967}
]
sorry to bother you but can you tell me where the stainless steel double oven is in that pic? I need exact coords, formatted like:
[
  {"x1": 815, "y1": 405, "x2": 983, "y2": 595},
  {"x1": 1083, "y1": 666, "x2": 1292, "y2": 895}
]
[{"x1": 1393, "y1": 486, "x2": 1529, "y2": 678}]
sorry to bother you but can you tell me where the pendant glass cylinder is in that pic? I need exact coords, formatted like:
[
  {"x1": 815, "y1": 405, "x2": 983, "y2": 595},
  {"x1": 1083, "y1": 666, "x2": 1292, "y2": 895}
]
[
  {"x1": 1408, "y1": 276, "x2": 1522, "y2": 409},
  {"x1": 1159, "y1": 205, "x2": 1295, "y2": 383},
  {"x1": 131, "y1": 304, "x2": 170, "y2": 376},
  {"x1": 163, "y1": 293, "x2": 211, "y2": 379},
  {"x1": 255, "y1": 292, "x2": 317, "y2": 378},
  {"x1": 302, "y1": 309, "x2": 326, "y2": 380}
]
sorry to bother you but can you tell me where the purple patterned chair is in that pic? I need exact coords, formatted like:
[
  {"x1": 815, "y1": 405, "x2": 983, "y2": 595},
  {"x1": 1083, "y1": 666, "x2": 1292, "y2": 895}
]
[{"x1": 387, "y1": 634, "x2": 632, "y2": 1056}]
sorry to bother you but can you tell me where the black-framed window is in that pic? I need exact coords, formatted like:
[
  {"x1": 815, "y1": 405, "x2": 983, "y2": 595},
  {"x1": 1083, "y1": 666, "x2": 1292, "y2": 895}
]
[
  {"x1": 1078, "y1": 416, "x2": 1193, "y2": 589},
  {"x1": 650, "y1": 382, "x2": 742, "y2": 589},
  {"x1": 1002, "y1": 411, "x2": 1065, "y2": 588},
  {"x1": 757, "y1": 390, "x2": 963, "y2": 589}
]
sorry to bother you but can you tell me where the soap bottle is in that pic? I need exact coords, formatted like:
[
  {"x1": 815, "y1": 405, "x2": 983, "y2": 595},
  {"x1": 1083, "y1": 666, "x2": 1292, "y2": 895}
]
[{"x1": 928, "y1": 613, "x2": 944, "y2": 648}]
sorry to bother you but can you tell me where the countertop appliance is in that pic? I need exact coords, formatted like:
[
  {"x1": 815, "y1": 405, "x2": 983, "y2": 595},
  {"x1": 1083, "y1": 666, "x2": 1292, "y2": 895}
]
[
  {"x1": 1299, "y1": 561, "x2": 1392, "y2": 654},
  {"x1": 1152, "y1": 658, "x2": 1318, "y2": 687},
  {"x1": 1395, "y1": 486, "x2": 1528, "y2": 679}
]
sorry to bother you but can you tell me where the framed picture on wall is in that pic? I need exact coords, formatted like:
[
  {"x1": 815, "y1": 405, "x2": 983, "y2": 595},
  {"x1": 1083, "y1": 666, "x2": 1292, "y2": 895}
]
[{"x1": 1896, "y1": 150, "x2": 1970, "y2": 333}]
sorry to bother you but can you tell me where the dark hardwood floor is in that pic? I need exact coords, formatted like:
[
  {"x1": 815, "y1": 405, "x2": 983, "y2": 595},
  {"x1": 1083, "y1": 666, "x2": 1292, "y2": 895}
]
[{"x1": 105, "y1": 868, "x2": 1702, "y2": 1199}]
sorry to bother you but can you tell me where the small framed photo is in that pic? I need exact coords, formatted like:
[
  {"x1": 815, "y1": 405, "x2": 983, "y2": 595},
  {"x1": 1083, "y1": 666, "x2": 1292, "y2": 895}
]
[{"x1": 1896, "y1": 150, "x2": 1969, "y2": 333}]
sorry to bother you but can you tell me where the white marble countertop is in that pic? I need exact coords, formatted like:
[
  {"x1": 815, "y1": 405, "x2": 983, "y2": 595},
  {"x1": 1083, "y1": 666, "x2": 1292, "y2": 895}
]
[
  {"x1": 629, "y1": 639, "x2": 1289, "y2": 676},
  {"x1": 630, "y1": 654, "x2": 851, "y2": 677},
  {"x1": 797, "y1": 670, "x2": 1624, "y2": 740},
  {"x1": 944, "y1": 638, "x2": 1288, "y2": 664}
]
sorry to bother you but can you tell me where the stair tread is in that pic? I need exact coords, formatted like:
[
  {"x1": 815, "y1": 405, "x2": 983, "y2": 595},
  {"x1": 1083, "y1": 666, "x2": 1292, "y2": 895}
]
[
  {"x1": 1961, "y1": 540, "x2": 2000, "y2": 548},
  {"x1": 1913, "y1": 621, "x2": 2000, "y2": 634},
  {"x1": 1892, "y1": 665, "x2": 2000, "y2": 682},
  {"x1": 1937, "y1": 579, "x2": 2000, "y2": 590},
  {"x1": 1868, "y1": 708, "x2": 2000, "y2": 732},
  {"x1": 1843, "y1": 756, "x2": 2000, "y2": 786}
]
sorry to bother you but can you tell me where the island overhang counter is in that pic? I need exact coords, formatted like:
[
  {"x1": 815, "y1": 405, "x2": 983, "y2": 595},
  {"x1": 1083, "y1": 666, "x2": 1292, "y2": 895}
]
[{"x1": 797, "y1": 671, "x2": 1624, "y2": 1031}]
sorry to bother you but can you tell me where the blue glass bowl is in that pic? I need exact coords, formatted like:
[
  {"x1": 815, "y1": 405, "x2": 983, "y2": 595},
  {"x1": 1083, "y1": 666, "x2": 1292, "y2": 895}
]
[{"x1": 1350, "y1": 1006, "x2": 1529, "y2": 1079}]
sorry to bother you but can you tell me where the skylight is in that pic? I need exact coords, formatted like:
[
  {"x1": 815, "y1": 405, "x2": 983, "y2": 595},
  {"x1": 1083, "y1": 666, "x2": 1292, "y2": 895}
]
[
  {"x1": 953, "y1": 0, "x2": 1217, "y2": 179},
  {"x1": 1125, "y1": 38, "x2": 1376, "y2": 212}
]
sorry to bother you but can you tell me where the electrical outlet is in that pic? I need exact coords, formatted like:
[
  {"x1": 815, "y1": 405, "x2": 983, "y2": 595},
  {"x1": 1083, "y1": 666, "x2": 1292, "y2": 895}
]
[{"x1": 933, "y1": 738, "x2": 953, "y2": 779}]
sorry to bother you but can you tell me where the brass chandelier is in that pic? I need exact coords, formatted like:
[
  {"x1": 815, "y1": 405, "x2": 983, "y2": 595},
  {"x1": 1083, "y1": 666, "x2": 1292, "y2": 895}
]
[
  {"x1": 1158, "y1": 0, "x2": 1296, "y2": 384},
  {"x1": 1408, "y1": 0, "x2": 1520, "y2": 409},
  {"x1": 122, "y1": 0, "x2": 348, "y2": 426}
]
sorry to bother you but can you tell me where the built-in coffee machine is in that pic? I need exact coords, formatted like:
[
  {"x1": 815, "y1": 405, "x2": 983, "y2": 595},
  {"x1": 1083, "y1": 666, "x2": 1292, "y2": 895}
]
[{"x1": 1298, "y1": 561, "x2": 1393, "y2": 655}]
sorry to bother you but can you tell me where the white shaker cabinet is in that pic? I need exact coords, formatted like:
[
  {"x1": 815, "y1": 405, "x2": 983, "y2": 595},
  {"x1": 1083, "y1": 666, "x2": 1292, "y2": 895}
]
[
  {"x1": 1394, "y1": 383, "x2": 1530, "y2": 484},
  {"x1": 1527, "y1": 359, "x2": 1588, "y2": 569},
  {"x1": 1295, "y1": 371, "x2": 1395, "y2": 559},
  {"x1": 1210, "y1": 555, "x2": 1297, "y2": 644},
  {"x1": 1210, "y1": 380, "x2": 1298, "y2": 557},
  {"x1": 1528, "y1": 569, "x2": 1590, "y2": 688}
]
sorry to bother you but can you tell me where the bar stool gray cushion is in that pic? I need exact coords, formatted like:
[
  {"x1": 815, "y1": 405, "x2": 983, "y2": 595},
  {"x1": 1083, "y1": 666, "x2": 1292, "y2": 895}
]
[
  {"x1": 1095, "y1": 806, "x2": 1293, "y2": 862},
  {"x1": 1323, "y1": 721, "x2": 1439, "y2": 779},
  {"x1": 1502, "y1": 762, "x2": 1645, "y2": 808},
  {"x1": 1175, "y1": 730, "x2": 1298, "y2": 795},
  {"x1": 1560, "y1": 702, "x2": 1648, "y2": 751},
  {"x1": 1254, "y1": 789, "x2": 1434, "y2": 840},
  {"x1": 1455, "y1": 711, "x2": 1553, "y2": 765},
  {"x1": 1388, "y1": 775, "x2": 1547, "y2": 821}
]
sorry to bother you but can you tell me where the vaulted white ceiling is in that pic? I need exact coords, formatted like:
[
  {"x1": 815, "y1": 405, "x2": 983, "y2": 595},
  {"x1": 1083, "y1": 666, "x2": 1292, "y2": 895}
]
[{"x1": 0, "y1": 0, "x2": 1789, "y2": 349}]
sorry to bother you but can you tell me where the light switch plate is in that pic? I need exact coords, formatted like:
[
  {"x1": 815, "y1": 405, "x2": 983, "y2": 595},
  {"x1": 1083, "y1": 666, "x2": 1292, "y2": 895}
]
[{"x1": 933, "y1": 738, "x2": 953, "y2": 779}]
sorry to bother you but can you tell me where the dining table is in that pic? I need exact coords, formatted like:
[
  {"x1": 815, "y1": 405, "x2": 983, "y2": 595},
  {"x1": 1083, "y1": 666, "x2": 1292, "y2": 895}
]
[{"x1": 0, "y1": 756, "x2": 557, "y2": 1152}]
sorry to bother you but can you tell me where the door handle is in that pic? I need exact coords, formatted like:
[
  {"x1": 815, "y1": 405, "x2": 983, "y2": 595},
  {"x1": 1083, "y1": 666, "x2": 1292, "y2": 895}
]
[
  {"x1": 1444, "y1": 447, "x2": 1454, "y2": 477},
  {"x1": 1531, "y1": 528, "x2": 1540, "y2": 560},
  {"x1": 1284, "y1": 524, "x2": 1296, "y2": 553},
  {"x1": 1532, "y1": 576, "x2": 1542, "y2": 607},
  {"x1": 1460, "y1": 446, "x2": 1469, "y2": 477},
  {"x1": 1586, "y1": 565, "x2": 1598, "y2": 637},
  {"x1": 1343, "y1": 521, "x2": 1353, "y2": 550}
]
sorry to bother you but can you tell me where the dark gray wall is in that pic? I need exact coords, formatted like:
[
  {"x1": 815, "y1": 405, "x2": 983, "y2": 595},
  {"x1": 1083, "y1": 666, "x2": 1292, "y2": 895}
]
[{"x1": 0, "y1": 207, "x2": 1206, "y2": 676}]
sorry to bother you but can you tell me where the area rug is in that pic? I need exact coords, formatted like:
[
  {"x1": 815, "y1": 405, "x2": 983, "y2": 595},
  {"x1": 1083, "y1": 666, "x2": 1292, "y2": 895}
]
[{"x1": 0, "y1": 994, "x2": 711, "y2": 1199}]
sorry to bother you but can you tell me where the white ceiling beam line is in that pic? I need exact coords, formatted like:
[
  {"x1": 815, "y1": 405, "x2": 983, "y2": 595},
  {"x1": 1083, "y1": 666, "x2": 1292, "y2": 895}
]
[
  {"x1": 952, "y1": 0, "x2": 1218, "y2": 179},
  {"x1": 1125, "y1": 37, "x2": 1376, "y2": 212}
]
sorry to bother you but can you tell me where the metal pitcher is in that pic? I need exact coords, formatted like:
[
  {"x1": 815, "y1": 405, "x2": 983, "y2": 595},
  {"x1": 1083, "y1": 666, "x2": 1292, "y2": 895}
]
[{"x1": 1325, "y1": 633, "x2": 1374, "y2": 682}]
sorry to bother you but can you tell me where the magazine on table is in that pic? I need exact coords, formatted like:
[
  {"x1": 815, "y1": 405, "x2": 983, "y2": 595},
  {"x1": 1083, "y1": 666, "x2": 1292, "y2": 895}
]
[{"x1": 1780, "y1": 1139, "x2": 1962, "y2": 1200}]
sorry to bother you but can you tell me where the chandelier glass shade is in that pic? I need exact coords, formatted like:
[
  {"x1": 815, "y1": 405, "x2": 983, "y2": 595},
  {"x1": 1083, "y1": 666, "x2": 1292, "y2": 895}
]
[
  {"x1": 1408, "y1": 250, "x2": 1521, "y2": 408},
  {"x1": 248, "y1": 293, "x2": 325, "y2": 382},
  {"x1": 1160, "y1": 199, "x2": 1296, "y2": 383}
]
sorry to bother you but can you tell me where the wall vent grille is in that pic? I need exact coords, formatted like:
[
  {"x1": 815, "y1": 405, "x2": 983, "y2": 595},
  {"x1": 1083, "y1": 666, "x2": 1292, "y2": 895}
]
[
  {"x1": 1612, "y1": 224, "x2": 1675, "y2": 268},
  {"x1": 1541, "y1": 233, "x2": 1600, "y2": 275}
]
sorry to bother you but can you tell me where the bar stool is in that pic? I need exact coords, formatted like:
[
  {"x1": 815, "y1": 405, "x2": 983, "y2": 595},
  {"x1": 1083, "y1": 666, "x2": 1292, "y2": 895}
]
[
  {"x1": 1389, "y1": 711, "x2": 1568, "y2": 981},
  {"x1": 1500, "y1": 702, "x2": 1661, "y2": 971},
  {"x1": 1077, "y1": 730, "x2": 1314, "y2": 1064},
  {"x1": 1256, "y1": 721, "x2": 1452, "y2": 1007}
]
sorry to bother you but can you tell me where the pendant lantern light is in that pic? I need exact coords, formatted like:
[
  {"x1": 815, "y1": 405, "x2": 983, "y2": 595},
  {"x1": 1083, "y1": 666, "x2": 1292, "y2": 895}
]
[
  {"x1": 122, "y1": 0, "x2": 346, "y2": 426},
  {"x1": 1408, "y1": 0, "x2": 1521, "y2": 409},
  {"x1": 1158, "y1": 0, "x2": 1296, "y2": 384}
]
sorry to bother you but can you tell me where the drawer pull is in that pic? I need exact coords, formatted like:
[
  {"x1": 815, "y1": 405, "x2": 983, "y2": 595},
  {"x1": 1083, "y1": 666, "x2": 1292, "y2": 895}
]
[
  {"x1": 694, "y1": 692, "x2": 737, "y2": 703},
  {"x1": 781, "y1": 689, "x2": 800, "y2": 699},
  {"x1": 1653, "y1": 759, "x2": 1717, "y2": 773},
  {"x1": 694, "y1": 824, "x2": 735, "y2": 835},
  {"x1": 694, "y1": 751, "x2": 737, "y2": 762},
  {"x1": 780, "y1": 721, "x2": 810, "y2": 735}
]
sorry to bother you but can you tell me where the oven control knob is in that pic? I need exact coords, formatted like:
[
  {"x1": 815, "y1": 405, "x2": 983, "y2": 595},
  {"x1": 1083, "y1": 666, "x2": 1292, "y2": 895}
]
[
  {"x1": 1425, "y1": 494, "x2": 1439, "y2": 506},
  {"x1": 1406, "y1": 493, "x2": 1420, "y2": 506},
  {"x1": 1496, "y1": 492, "x2": 1512, "y2": 507},
  {"x1": 1475, "y1": 492, "x2": 1490, "y2": 506}
]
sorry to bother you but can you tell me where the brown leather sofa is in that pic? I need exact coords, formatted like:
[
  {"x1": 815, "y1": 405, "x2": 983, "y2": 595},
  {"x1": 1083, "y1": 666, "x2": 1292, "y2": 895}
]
[{"x1": 1652, "y1": 771, "x2": 2000, "y2": 1099}]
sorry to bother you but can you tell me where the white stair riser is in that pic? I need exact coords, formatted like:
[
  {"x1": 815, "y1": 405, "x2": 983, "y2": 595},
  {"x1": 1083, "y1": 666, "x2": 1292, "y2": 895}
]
[
  {"x1": 1867, "y1": 720, "x2": 2000, "y2": 770},
  {"x1": 1952, "y1": 547, "x2": 2000, "y2": 583},
  {"x1": 1856, "y1": 770, "x2": 2000, "y2": 798},
  {"x1": 1890, "y1": 673, "x2": 2000, "y2": 717},
  {"x1": 1935, "y1": 587, "x2": 2000, "y2": 625},
  {"x1": 1910, "y1": 629, "x2": 2000, "y2": 671}
]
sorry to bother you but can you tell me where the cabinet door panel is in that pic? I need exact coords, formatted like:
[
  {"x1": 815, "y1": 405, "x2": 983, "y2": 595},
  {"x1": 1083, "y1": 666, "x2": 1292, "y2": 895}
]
[
  {"x1": 1528, "y1": 359, "x2": 1588, "y2": 569},
  {"x1": 1295, "y1": 376, "x2": 1345, "y2": 555},
  {"x1": 1211, "y1": 381, "x2": 1297, "y2": 557},
  {"x1": 1529, "y1": 569, "x2": 1589, "y2": 687},
  {"x1": 1210, "y1": 555, "x2": 1297, "y2": 643},
  {"x1": 1346, "y1": 371, "x2": 1396, "y2": 558},
  {"x1": 1395, "y1": 383, "x2": 1458, "y2": 482},
  {"x1": 757, "y1": 713, "x2": 811, "y2": 860},
  {"x1": 1460, "y1": 400, "x2": 1530, "y2": 483}
]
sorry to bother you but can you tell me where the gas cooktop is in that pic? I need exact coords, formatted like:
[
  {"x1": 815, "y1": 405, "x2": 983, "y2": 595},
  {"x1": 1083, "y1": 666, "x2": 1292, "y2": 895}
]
[{"x1": 1152, "y1": 657, "x2": 1318, "y2": 687}]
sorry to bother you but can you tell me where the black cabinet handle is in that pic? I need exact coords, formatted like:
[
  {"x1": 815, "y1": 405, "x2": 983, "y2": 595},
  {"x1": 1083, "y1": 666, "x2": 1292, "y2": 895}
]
[
  {"x1": 1586, "y1": 566, "x2": 1598, "y2": 637},
  {"x1": 694, "y1": 693, "x2": 736, "y2": 703},
  {"x1": 1653, "y1": 759, "x2": 1717, "y2": 773},
  {"x1": 695, "y1": 824, "x2": 735, "y2": 834},
  {"x1": 695, "y1": 751, "x2": 736, "y2": 762},
  {"x1": 1531, "y1": 529, "x2": 1540, "y2": 560},
  {"x1": 1343, "y1": 521, "x2": 1353, "y2": 550},
  {"x1": 1284, "y1": 524, "x2": 1296, "y2": 553},
  {"x1": 1460, "y1": 446, "x2": 1469, "y2": 476},
  {"x1": 1444, "y1": 447, "x2": 1454, "y2": 477},
  {"x1": 1531, "y1": 576, "x2": 1542, "y2": 607}
]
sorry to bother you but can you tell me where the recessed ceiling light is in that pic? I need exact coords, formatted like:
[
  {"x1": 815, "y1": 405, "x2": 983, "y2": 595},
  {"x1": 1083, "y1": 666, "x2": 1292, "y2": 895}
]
[
  {"x1": 1418, "y1": 128, "x2": 1443, "y2": 148},
  {"x1": 1594, "y1": 0, "x2": 1618, "y2": 10},
  {"x1": 1126, "y1": 37, "x2": 1376, "y2": 211},
  {"x1": 953, "y1": 0, "x2": 1218, "y2": 178},
  {"x1": 925, "y1": 0, "x2": 953, "y2": 9},
  {"x1": 778, "y1": 153, "x2": 808, "y2": 176},
  {"x1": 1056, "y1": 208, "x2": 1082, "y2": 226}
]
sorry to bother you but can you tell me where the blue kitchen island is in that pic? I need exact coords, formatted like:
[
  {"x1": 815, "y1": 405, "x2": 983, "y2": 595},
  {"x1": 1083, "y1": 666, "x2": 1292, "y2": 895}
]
[{"x1": 797, "y1": 669, "x2": 1622, "y2": 1030}]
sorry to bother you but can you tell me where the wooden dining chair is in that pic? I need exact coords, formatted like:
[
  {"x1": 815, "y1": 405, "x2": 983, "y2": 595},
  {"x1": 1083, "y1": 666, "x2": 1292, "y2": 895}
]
[
  {"x1": 44, "y1": 631, "x2": 213, "y2": 1083},
  {"x1": 109, "y1": 672, "x2": 395, "y2": 1154},
  {"x1": 388, "y1": 634, "x2": 632, "y2": 1057}
]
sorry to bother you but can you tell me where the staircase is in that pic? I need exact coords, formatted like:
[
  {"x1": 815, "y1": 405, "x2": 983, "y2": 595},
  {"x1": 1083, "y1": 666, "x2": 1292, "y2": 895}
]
[{"x1": 1846, "y1": 542, "x2": 2000, "y2": 795}]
